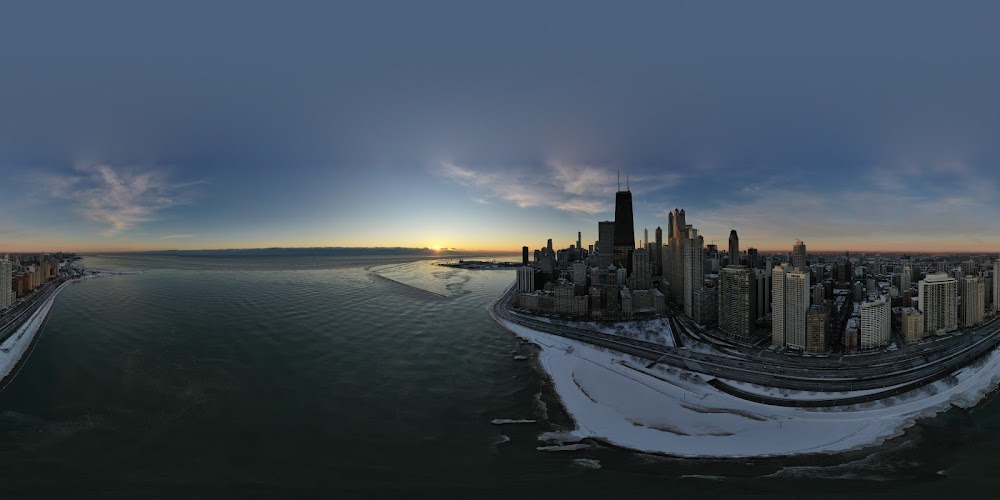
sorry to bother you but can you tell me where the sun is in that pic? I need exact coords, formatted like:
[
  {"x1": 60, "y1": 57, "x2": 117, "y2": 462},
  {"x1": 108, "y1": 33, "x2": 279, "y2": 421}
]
[{"x1": 431, "y1": 245, "x2": 442, "y2": 251}]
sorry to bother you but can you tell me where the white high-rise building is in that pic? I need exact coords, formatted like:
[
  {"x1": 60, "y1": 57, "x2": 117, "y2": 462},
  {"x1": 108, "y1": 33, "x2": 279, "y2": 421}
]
[
  {"x1": 861, "y1": 295, "x2": 891, "y2": 350},
  {"x1": 994, "y1": 259, "x2": 1000, "y2": 314},
  {"x1": 772, "y1": 264, "x2": 810, "y2": 348},
  {"x1": 682, "y1": 229, "x2": 704, "y2": 318},
  {"x1": 960, "y1": 275, "x2": 985, "y2": 327},
  {"x1": 919, "y1": 273, "x2": 958, "y2": 335}
]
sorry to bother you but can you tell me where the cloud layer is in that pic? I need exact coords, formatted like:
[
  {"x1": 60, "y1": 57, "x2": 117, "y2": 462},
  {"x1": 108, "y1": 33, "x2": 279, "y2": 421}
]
[
  {"x1": 50, "y1": 165, "x2": 195, "y2": 236},
  {"x1": 439, "y1": 161, "x2": 681, "y2": 216}
]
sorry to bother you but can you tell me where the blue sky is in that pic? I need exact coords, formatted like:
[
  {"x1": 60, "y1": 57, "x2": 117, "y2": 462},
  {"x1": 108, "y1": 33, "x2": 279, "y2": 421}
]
[{"x1": 1, "y1": 1, "x2": 999, "y2": 252}]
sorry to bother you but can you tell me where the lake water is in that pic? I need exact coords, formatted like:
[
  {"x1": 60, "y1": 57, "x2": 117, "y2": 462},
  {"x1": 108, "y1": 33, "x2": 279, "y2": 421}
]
[{"x1": 0, "y1": 253, "x2": 998, "y2": 497}]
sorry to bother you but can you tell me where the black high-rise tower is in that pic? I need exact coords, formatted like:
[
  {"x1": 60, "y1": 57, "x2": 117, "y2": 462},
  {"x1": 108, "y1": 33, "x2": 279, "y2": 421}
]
[{"x1": 613, "y1": 183, "x2": 635, "y2": 274}]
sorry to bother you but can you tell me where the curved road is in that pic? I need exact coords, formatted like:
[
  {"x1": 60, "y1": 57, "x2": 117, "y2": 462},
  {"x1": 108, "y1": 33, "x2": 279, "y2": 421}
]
[{"x1": 492, "y1": 284, "x2": 1000, "y2": 401}]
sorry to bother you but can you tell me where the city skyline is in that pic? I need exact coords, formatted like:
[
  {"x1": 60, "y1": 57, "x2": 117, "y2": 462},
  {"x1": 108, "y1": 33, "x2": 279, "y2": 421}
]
[{"x1": 3, "y1": 1, "x2": 1000, "y2": 253}]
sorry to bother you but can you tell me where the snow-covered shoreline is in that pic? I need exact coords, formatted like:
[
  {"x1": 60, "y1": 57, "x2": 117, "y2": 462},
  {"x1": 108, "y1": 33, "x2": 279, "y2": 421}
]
[
  {"x1": 0, "y1": 281, "x2": 71, "y2": 386},
  {"x1": 491, "y1": 302, "x2": 1000, "y2": 458}
]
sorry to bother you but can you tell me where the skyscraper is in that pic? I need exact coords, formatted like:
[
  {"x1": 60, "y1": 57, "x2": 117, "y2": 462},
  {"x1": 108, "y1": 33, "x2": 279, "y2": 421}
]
[
  {"x1": 772, "y1": 265, "x2": 787, "y2": 347},
  {"x1": 728, "y1": 230, "x2": 739, "y2": 267},
  {"x1": 718, "y1": 265, "x2": 757, "y2": 341},
  {"x1": 773, "y1": 263, "x2": 810, "y2": 349},
  {"x1": 792, "y1": 239, "x2": 806, "y2": 271},
  {"x1": 668, "y1": 208, "x2": 689, "y2": 303},
  {"x1": 682, "y1": 228, "x2": 704, "y2": 318},
  {"x1": 598, "y1": 221, "x2": 615, "y2": 269},
  {"x1": 747, "y1": 247, "x2": 759, "y2": 270},
  {"x1": 919, "y1": 273, "x2": 958, "y2": 335},
  {"x1": 654, "y1": 226, "x2": 663, "y2": 277},
  {"x1": 522, "y1": 246, "x2": 529, "y2": 266},
  {"x1": 613, "y1": 189, "x2": 635, "y2": 273},
  {"x1": 960, "y1": 275, "x2": 985, "y2": 327}
]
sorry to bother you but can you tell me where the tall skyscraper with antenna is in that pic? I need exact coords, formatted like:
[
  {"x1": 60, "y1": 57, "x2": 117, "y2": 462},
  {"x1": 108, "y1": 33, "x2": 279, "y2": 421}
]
[
  {"x1": 728, "y1": 229, "x2": 740, "y2": 267},
  {"x1": 613, "y1": 173, "x2": 635, "y2": 275}
]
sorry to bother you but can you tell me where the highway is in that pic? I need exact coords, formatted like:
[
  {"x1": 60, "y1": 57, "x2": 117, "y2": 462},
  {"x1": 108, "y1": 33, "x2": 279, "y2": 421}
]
[
  {"x1": 492, "y1": 284, "x2": 1000, "y2": 402},
  {"x1": 0, "y1": 278, "x2": 66, "y2": 345}
]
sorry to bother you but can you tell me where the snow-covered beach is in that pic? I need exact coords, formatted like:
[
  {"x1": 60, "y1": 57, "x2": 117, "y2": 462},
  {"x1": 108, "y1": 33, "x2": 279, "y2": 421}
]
[
  {"x1": 0, "y1": 281, "x2": 71, "y2": 386},
  {"x1": 491, "y1": 305, "x2": 1000, "y2": 458}
]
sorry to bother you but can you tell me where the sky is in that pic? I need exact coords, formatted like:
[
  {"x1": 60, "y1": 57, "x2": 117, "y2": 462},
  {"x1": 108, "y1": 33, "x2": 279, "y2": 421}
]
[{"x1": 2, "y1": 1, "x2": 1000, "y2": 253}]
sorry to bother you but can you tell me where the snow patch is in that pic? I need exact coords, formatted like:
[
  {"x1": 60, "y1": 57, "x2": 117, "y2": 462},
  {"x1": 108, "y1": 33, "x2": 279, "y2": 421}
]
[{"x1": 492, "y1": 308, "x2": 1000, "y2": 458}]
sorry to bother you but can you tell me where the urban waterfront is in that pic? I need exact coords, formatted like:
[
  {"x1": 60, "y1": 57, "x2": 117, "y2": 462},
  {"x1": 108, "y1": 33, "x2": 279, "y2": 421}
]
[{"x1": 0, "y1": 254, "x2": 998, "y2": 497}]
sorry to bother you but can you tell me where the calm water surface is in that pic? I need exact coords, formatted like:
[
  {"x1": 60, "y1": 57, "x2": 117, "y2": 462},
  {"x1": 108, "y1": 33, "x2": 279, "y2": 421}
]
[{"x1": 0, "y1": 254, "x2": 999, "y2": 497}]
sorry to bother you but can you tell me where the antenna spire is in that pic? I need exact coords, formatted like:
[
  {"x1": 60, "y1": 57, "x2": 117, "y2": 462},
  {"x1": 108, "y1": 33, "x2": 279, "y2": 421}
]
[
  {"x1": 617, "y1": 171, "x2": 620, "y2": 191},
  {"x1": 626, "y1": 173, "x2": 629, "y2": 190}
]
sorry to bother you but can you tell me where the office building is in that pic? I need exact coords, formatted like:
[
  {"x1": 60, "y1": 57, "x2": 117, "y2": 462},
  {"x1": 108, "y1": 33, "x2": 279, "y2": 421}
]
[{"x1": 613, "y1": 188, "x2": 635, "y2": 273}]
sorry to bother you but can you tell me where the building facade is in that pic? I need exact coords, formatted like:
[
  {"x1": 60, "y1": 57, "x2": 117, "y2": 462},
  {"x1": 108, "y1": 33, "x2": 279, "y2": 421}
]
[
  {"x1": 772, "y1": 264, "x2": 810, "y2": 349},
  {"x1": 630, "y1": 248, "x2": 652, "y2": 290},
  {"x1": 516, "y1": 266, "x2": 535, "y2": 293},
  {"x1": 682, "y1": 228, "x2": 704, "y2": 318},
  {"x1": 960, "y1": 275, "x2": 985, "y2": 327},
  {"x1": 919, "y1": 273, "x2": 958, "y2": 335},
  {"x1": 728, "y1": 230, "x2": 739, "y2": 267},
  {"x1": 995, "y1": 259, "x2": 1000, "y2": 314},
  {"x1": 806, "y1": 302, "x2": 832, "y2": 353},
  {"x1": 901, "y1": 307, "x2": 924, "y2": 343},
  {"x1": 860, "y1": 295, "x2": 891, "y2": 350},
  {"x1": 718, "y1": 265, "x2": 757, "y2": 341},
  {"x1": 792, "y1": 239, "x2": 807, "y2": 271}
]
